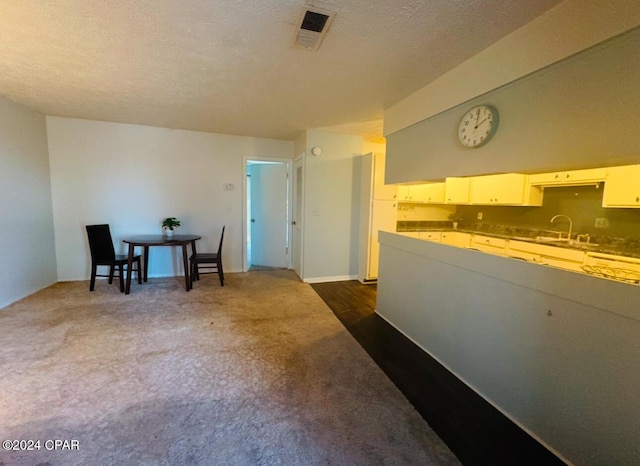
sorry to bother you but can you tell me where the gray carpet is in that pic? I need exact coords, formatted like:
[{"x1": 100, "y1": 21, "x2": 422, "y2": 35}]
[{"x1": 0, "y1": 270, "x2": 460, "y2": 465}]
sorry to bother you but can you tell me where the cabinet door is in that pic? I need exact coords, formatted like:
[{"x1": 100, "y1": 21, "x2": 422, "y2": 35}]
[
  {"x1": 419, "y1": 231, "x2": 441, "y2": 242},
  {"x1": 506, "y1": 239, "x2": 585, "y2": 271},
  {"x1": 602, "y1": 165, "x2": 640, "y2": 208},
  {"x1": 441, "y1": 232, "x2": 471, "y2": 248},
  {"x1": 470, "y1": 174, "x2": 526, "y2": 205},
  {"x1": 421, "y1": 183, "x2": 445, "y2": 203},
  {"x1": 398, "y1": 185, "x2": 421, "y2": 201},
  {"x1": 470, "y1": 235, "x2": 507, "y2": 255},
  {"x1": 445, "y1": 177, "x2": 470, "y2": 204},
  {"x1": 397, "y1": 183, "x2": 444, "y2": 203},
  {"x1": 528, "y1": 167, "x2": 607, "y2": 186}
]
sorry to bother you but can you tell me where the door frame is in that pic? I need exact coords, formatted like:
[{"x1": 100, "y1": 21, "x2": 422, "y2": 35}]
[
  {"x1": 292, "y1": 154, "x2": 305, "y2": 279},
  {"x1": 242, "y1": 156, "x2": 293, "y2": 272}
]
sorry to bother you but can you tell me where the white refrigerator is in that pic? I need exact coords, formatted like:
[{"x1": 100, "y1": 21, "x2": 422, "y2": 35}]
[{"x1": 358, "y1": 153, "x2": 397, "y2": 283}]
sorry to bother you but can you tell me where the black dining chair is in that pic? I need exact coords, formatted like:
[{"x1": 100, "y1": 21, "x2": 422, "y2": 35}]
[
  {"x1": 190, "y1": 226, "x2": 225, "y2": 287},
  {"x1": 86, "y1": 224, "x2": 141, "y2": 292}
]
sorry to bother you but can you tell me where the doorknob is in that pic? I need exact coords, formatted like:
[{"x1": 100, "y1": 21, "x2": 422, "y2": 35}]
[
  {"x1": 292, "y1": 221, "x2": 297, "y2": 225},
  {"x1": 251, "y1": 218, "x2": 255, "y2": 223}
]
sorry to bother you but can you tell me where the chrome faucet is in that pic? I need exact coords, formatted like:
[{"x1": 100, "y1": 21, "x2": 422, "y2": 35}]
[{"x1": 550, "y1": 214, "x2": 573, "y2": 242}]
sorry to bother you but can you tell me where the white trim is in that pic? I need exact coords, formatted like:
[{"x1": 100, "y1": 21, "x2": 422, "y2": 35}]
[
  {"x1": 242, "y1": 156, "x2": 293, "y2": 273},
  {"x1": 293, "y1": 153, "x2": 305, "y2": 280},
  {"x1": 303, "y1": 274, "x2": 357, "y2": 284}
]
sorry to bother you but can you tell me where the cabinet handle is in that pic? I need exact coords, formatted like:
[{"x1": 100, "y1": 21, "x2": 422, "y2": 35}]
[
  {"x1": 554, "y1": 174, "x2": 559, "y2": 179},
  {"x1": 636, "y1": 196, "x2": 639, "y2": 203},
  {"x1": 566, "y1": 174, "x2": 570, "y2": 179}
]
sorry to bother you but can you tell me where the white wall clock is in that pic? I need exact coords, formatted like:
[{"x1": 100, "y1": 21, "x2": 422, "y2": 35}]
[{"x1": 457, "y1": 105, "x2": 499, "y2": 148}]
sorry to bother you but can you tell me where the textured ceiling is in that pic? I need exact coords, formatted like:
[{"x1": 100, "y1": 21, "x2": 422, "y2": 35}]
[{"x1": 0, "y1": 0, "x2": 563, "y2": 141}]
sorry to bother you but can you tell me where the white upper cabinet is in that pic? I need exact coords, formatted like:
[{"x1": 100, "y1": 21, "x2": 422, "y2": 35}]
[
  {"x1": 420, "y1": 183, "x2": 446, "y2": 203},
  {"x1": 528, "y1": 167, "x2": 607, "y2": 186},
  {"x1": 398, "y1": 183, "x2": 445, "y2": 203},
  {"x1": 444, "y1": 177, "x2": 471, "y2": 204},
  {"x1": 602, "y1": 165, "x2": 640, "y2": 208},
  {"x1": 470, "y1": 173, "x2": 543, "y2": 206}
]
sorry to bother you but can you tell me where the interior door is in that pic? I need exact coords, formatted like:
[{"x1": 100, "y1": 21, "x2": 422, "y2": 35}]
[
  {"x1": 292, "y1": 157, "x2": 303, "y2": 278},
  {"x1": 250, "y1": 163, "x2": 288, "y2": 268}
]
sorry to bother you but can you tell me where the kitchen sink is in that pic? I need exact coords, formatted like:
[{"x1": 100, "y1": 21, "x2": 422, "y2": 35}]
[{"x1": 512, "y1": 235, "x2": 600, "y2": 250}]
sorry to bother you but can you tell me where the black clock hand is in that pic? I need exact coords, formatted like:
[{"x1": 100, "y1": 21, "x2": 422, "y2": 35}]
[{"x1": 476, "y1": 117, "x2": 489, "y2": 127}]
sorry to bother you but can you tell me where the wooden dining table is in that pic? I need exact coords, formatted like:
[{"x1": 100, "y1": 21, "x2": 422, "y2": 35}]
[{"x1": 122, "y1": 234, "x2": 201, "y2": 294}]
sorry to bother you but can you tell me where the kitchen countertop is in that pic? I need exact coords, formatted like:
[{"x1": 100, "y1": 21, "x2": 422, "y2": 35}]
[{"x1": 395, "y1": 222, "x2": 640, "y2": 259}]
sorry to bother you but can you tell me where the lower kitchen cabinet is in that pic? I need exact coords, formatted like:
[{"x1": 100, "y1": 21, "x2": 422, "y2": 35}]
[
  {"x1": 507, "y1": 240, "x2": 585, "y2": 271},
  {"x1": 419, "y1": 231, "x2": 442, "y2": 241},
  {"x1": 470, "y1": 234, "x2": 507, "y2": 255},
  {"x1": 441, "y1": 231, "x2": 471, "y2": 248}
]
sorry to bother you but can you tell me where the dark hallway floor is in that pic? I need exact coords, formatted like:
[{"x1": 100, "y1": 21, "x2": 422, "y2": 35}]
[{"x1": 310, "y1": 280, "x2": 565, "y2": 466}]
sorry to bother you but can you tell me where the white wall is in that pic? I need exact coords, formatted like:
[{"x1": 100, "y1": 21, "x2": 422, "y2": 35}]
[
  {"x1": 301, "y1": 130, "x2": 364, "y2": 282},
  {"x1": 0, "y1": 98, "x2": 57, "y2": 309},
  {"x1": 47, "y1": 117, "x2": 293, "y2": 281}
]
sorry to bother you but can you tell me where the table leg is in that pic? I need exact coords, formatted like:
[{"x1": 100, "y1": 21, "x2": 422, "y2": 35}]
[
  {"x1": 182, "y1": 243, "x2": 190, "y2": 291},
  {"x1": 125, "y1": 244, "x2": 135, "y2": 295},
  {"x1": 143, "y1": 246, "x2": 150, "y2": 282},
  {"x1": 190, "y1": 239, "x2": 198, "y2": 284}
]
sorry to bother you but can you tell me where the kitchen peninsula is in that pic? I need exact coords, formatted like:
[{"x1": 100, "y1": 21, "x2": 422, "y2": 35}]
[{"x1": 377, "y1": 230, "x2": 640, "y2": 465}]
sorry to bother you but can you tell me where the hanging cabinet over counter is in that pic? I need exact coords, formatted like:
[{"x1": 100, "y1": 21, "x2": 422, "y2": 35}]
[
  {"x1": 602, "y1": 165, "x2": 640, "y2": 208},
  {"x1": 469, "y1": 173, "x2": 543, "y2": 206}
]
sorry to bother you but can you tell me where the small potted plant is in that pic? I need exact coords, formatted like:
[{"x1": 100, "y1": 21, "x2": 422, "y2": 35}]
[
  {"x1": 448, "y1": 212, "x2": 464, "y2": 230},
  {"x1": 162, "y1": 217, "x2": 181, "y2": 236}
]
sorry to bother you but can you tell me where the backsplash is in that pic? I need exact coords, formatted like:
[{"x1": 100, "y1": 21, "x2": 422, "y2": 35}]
[{"x1": 457, "y1": 185, "x2": 640, "y2": 240}]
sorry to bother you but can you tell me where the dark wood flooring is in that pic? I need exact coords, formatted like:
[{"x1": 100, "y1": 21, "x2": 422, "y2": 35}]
[{"x1": 310, "y1": 280, "x2": 565, "y2": 466}]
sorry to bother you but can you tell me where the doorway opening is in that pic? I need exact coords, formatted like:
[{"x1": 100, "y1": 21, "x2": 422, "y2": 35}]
[{"x1": 243, "y1": 158, "x2": 292, "y2": 272}]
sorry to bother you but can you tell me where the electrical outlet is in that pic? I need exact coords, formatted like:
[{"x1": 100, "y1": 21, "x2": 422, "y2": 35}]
[
  {"x1": 594, "y1": 217, "x2": 609, "y2": 228},
  {"x1": 477, "y1": 212, "x2": 483, "y2": 220}
]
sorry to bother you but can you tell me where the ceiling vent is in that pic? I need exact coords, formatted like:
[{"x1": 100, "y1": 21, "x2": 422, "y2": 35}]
[{"x1": 292, "y1": 6, "x2": 336, "y2": 51}]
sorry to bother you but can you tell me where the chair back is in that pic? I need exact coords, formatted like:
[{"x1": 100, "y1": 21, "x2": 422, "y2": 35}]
[
  {"x1": 217, "y1": 226, "x2": 225, "y2": 256},
  {"x1": 86, "y1": 224, "x2": 117, "y2": 261}
]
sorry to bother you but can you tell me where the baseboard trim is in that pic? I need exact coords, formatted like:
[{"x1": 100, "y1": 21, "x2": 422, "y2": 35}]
[{"x1": 304, "y1": 274, "x2": 358, "y2": 284}]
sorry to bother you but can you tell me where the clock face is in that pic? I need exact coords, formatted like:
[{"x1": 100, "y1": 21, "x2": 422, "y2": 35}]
[{"x1": 457, "y1": 105, "x2": 498, "y2": 148}]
